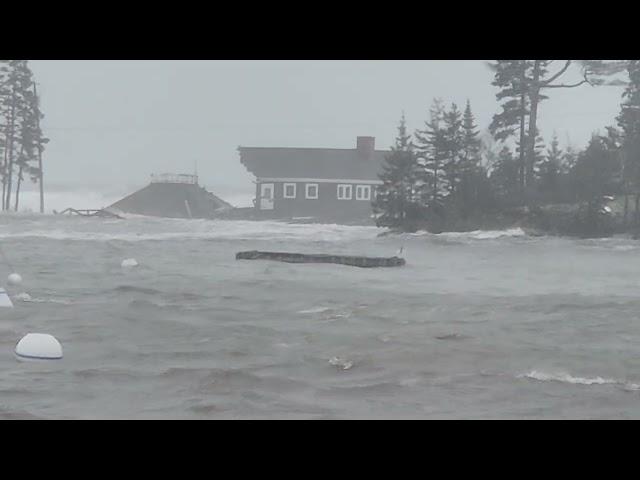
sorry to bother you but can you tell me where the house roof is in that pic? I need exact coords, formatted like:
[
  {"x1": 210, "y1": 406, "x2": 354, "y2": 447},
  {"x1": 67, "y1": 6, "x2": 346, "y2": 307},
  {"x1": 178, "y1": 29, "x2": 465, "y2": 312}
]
[{"x1": 238, "y1": 146, "x2": 391, "y2": 181}]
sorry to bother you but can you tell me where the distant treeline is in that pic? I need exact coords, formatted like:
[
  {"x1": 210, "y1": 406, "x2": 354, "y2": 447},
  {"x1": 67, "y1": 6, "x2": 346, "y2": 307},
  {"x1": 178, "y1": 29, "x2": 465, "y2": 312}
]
[
  {"x1": 0, "y1": 60, "x2": 47, "y2": 213},
  {"x1": 373, "y1": 60, "x2": 639, "y2": 236}
]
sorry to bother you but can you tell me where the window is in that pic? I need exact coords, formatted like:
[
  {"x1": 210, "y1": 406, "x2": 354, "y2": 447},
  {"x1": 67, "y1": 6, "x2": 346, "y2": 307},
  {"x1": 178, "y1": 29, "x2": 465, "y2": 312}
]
[
  {"x1": 283, "y1": 183, "x2": 297, "y2": 199},
  {"x1": 305, "y1": 183, "x2": 319, "y2": 199},
  {"x1": 356, "y1": 185, "x2": 371, "y2": 201},
  {"x1": 337, "y1": 184, "x2": 353, "y2": 200}
]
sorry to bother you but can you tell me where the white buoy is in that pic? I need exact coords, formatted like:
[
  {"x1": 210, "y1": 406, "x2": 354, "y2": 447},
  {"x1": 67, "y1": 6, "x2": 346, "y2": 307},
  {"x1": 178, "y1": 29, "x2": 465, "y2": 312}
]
[
  {"x1": 7, "y1": 273, "x2": 22, "y2": 286},
  {"x1": 121, "y1": 258, "x2": 139, "y2": 268},
  {"x1": 0, "y1": 288, "x2": 14, "y2": 308},
  {"x1": 15, "y1": 333, "x2": 63, "y2": 361}
]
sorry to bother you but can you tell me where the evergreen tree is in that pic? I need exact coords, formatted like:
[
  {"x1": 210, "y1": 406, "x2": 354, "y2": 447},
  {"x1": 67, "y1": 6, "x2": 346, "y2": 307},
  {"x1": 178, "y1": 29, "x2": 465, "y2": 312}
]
[
  {"x1": 457, "y1": 100, "x2": 484, "y2": 216},
  {"x1": 441, "y1": 102, "x2": 464, "y2": 196},
  {"x1": 488, "y1": 60, "x2": 532, "y2": 193},
  {"x1": 570, "y1": 133, "x2": 622, "y2": 202},
  {"x1": 520, "y1": 61, "x2": 608, "y2": 191},
  {"x1": 14, "y1": 84, "x2": 47, "y2": 211},
  {"x1": 538, "y1": 133, "x2": 563, "y2": 195},
  {"x1": 612, "y1": 61, "x2": 640, "y2": 225},
  {"x1": 562, "y1": 144, "x2": 578, "y2": 174},
  {"x1": 0, "y1": 62, "x2": 9, "y2": 201},
  {"x1": 0, "y1": 60, "x2": 47, "y2": 212},
  {"x1": 372, "y1": 113, "x2": 421, "y2": 230},
  {"x1": 489, "y1": 146, "x2": 520, "y2": 204},
  {"x1": 462, "y1": 100, "x2": 482, "y2": 167},
  {"x1": 489, "y1": 60, "x2": 605, "y2": 197},
  {"x1": 515, "y1": 130, "x2": 545, "y2": 186},
  {"x1": 414, "y1": 99, "x2": 450, "y2": 217},
  {"x1": 617, "y1": 61, "x2": 640, "y2": 194},
  {"x1": 567, "y1": 133, "x2": 622, "y2": 233}
]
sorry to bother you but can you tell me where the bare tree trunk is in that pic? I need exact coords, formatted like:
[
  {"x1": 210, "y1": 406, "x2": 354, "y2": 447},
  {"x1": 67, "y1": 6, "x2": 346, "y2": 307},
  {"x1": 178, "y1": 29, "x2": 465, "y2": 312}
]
[
  {"x1": 4, "y1": 87, "x2": 17, "y2": 212},
  {"x1": 34, "y1": 83, "x2": 44, "y2": 214},
  {"x1": 14, "y1": 145, "x2": 24, "y2": 212},
  {"x1": 624, "y1": 193, "x2": 629, "y2": 227},
  {"x1": 518, "y1": 67, "x2": 527, "y2": 202},
  {"x1": 526, "y1": 61, "x2": 542, "y2": 201},
  {"x1": 14, "y1": 164, "x2": 22, "y2": 212},
  {"x1": 1, "y1": 133, "x2": 7, "y2": 211}
]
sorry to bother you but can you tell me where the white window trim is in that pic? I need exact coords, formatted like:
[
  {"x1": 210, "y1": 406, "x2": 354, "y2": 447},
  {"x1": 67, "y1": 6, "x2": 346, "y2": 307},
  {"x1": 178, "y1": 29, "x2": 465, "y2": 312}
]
[
  {"x1": 305, "y1": 183, "x2": 319, "y2": 200},
  {"x1": 356, "y1": 185, "x2": 371, "y2": 201},
  {"x1": 283, "y1": 183, "x2": 297, "y2": 199},
  {"x1": 337, "y1": 184, "x2": 353, "y2": 200}
]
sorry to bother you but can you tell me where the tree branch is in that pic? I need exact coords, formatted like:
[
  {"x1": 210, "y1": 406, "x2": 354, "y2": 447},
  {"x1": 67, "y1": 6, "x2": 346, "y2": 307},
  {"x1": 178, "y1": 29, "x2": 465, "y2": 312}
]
[
  {"x1": 542, "y1": 77, "x2": 591, "y2": 89},
  {"x1": 541, "y1": 60, "x2": 573, "y2": 86}
]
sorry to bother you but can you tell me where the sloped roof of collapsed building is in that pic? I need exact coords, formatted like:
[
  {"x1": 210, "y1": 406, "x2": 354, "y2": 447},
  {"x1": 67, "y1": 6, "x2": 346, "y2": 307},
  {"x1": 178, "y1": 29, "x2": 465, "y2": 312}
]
[{"x1": 108, "y1": 175, "x2": 232, "y2": 219}]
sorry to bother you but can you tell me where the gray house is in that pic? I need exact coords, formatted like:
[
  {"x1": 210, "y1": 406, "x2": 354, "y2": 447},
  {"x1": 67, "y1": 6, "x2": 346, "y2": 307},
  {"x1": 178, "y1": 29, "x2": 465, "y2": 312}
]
[{"x1": 239, "y1": 137, "x2": 390, "y2": 224}]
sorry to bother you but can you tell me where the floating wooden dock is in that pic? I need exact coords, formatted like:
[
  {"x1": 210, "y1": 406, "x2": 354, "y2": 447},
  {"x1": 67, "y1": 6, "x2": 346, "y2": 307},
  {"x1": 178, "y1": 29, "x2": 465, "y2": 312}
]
[{"x1": 236, "y1": 251, "x2": 406, "y2": 268}]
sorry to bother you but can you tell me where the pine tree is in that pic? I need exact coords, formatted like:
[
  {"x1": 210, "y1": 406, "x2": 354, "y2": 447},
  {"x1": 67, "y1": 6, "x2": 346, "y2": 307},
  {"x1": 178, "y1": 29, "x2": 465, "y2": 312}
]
[
  {"x1": 0, "y1": 62, "x2": 9, "y2": 204},
  {"x1": 15, "y1": 85, "x2": 47, "y2": 211},
  {"x1": 490, "y1": 146, "x2": 520, "y2": 204},
  {"x1": 571, "y1": 133, "x2": 622, "y2": 202},
  {"x1": 617, "y1": 61, "x2": 640, "y2": 189},
  {"x1": 614, "y1": 61, "x2": 640, "y2": 225},
  {"x1": 0, "y1": 60, "x2": 37, "y2": 211},
  {"x1": 414, "y1": 99, "x2": 450, "y2": 215},
  {"x1": 441, "y1": 102, "x2": 464, "y2": 196},
  {"x1": 0, "y1": 61, "x2": 47, "y2": 213},
  {"x1": 462, "y1": 100, "x2": 482, "y2": 167},
  {"x1": 489, "y1": 60, "x2": 607, "y2": 198},
  {"x1": 522, "y1": 61, "x2": 615, "y2": 192},
  {"x1": 372, "y1": 113, "x2": 421, "y2": 230},
  {"x1": 457, "y1": 100, "x2": 484, "y2": 216},
  {"x1": 562, "y1": 144, "x2": 578, "y2": 174},
  {"x1": 538, "y1": 132, "x2": 562, "y2": 196},
  {"x1": 488, "y1": 60, "x2": 532, "y2": 194}
]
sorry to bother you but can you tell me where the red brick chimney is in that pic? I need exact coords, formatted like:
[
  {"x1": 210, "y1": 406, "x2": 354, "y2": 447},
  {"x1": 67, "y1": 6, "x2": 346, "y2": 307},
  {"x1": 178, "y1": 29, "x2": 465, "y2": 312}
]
[{"x1": 356, "y1": 136, "x2": 375, "y2": 159}]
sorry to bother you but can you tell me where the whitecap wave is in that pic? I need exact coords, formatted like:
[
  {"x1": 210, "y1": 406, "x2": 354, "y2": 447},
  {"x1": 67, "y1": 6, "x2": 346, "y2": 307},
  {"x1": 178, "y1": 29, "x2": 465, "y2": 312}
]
[
  {"x1": 13, "y1": 292, "x2": 32, "y2": 302},
  {"x1": 298, "y1": 307, "x2": 332, "y2": 314},
  {"x1": 390, "y1": 227, "x2": 527, "y2": 241},
  {"x1": 519, "y1": 370, "x2": 640, "y2": 390},
  {"x1": 0, "y1": 219, "x2": 379, "y2": 243},
  {"x1": 441, "y1": 228, "x2": 527, "y2": 240}
]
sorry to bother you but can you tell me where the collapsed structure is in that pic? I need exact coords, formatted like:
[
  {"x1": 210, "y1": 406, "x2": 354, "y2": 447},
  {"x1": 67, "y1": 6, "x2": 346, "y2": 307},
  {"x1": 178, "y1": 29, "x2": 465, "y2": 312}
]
[{"x1": 108, "y1": 174, "x2": 232, "y2": 219}]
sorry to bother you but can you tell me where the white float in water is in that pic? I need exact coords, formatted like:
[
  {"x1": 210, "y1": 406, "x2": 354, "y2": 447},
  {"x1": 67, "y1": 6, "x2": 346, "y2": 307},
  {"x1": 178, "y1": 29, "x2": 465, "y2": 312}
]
[
  {"x1": 0, "y1": 288, "x2": 13, "y2": 308},
  {"x1": 121, "y1": 258, "x2": 139, "y2": 268},
  {"x1": 7, "y1": 273, "x2": 22, "y2": 286},
  {"x1": 15, "y1": 333, "x2": 63, "y2": 361}
]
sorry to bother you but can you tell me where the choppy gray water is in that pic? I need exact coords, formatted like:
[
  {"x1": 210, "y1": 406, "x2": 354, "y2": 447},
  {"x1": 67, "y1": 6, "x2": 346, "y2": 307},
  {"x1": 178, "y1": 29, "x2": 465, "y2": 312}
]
[{"x1": 2, "y1": 214, "x2": 640, "y2": 419}]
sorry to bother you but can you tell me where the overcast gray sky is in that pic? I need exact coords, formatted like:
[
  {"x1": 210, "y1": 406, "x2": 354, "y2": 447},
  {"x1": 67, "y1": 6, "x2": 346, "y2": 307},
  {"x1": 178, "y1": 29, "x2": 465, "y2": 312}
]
[{"x1": 29, "y1": 60, "x2": 626, "y2": 206}]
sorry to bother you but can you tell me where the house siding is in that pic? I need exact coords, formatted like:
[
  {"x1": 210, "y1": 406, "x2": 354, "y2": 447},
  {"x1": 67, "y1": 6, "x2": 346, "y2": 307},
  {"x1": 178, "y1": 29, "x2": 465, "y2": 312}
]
[{"x1": 257, "y1": 181, "x2": 376, "y2": 223}]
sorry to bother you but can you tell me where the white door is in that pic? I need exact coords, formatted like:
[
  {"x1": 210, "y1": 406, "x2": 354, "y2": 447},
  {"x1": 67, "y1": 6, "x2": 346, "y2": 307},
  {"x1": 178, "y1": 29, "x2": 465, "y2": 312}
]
[{"x1": 260, "y1": 183, "x2": 275, "y2": 210}]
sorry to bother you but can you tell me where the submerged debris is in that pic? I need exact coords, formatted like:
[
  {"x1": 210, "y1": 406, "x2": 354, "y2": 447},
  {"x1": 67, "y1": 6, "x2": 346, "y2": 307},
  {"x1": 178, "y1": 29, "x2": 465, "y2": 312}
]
[
  {"x1": 329, "y1": 357, "x2": 354, "y2": 371},
  {"x1": 236, "y1": 251, "x2": 405, "y2": 268}
]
